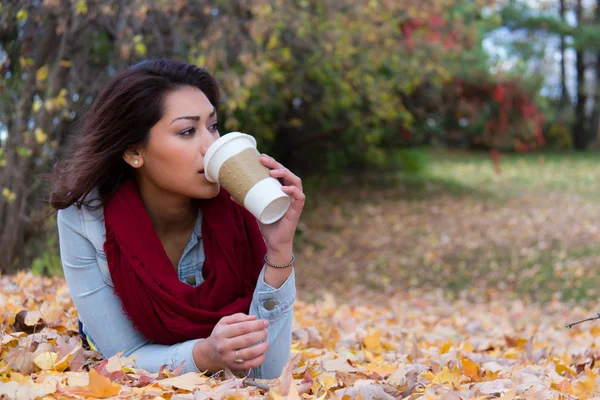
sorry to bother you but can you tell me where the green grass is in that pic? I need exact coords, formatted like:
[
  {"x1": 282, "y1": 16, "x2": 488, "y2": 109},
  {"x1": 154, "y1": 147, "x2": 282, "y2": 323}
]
[{"x1": 426, "y1": 150, "x2": 600, "y2": 199}]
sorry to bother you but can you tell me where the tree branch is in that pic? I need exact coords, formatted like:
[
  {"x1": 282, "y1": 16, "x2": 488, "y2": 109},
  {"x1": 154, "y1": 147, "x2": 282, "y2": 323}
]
[{"x1": 566, "y1": 313, "x2": 600, "y2": 328}]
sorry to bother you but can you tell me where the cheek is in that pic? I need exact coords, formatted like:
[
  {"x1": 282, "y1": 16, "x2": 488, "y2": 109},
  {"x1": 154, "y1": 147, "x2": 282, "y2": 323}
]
[{"x1": 145, "y1": 140, "x2": 197, "y2": 176}]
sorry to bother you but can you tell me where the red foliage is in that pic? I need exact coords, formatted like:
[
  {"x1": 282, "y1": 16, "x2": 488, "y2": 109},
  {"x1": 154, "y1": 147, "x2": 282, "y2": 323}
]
[
  {"x1": 400, "y1": 128, "x2": 413, "y2": 140},
  {"x1": 429, "y1": 15, "x2": 445, "y2": 28},
  {"x1": 400, "y1": 13, "x2": 454, "y2": 51},
  {"x1": 445, "y1": 78, "x2": 545, "y2": 153}
]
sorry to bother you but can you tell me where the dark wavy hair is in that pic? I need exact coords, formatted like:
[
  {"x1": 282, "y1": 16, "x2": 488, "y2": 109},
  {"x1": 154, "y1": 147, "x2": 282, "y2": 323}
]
[{"x1": 50, "y1": 59, "x2": 220, "y2": 210}]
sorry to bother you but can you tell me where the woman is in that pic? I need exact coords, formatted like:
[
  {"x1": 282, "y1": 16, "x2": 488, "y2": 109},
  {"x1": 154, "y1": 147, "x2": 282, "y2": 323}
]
[{"x1": 50, "y1": 59, "x2": 304, "y2": 379}]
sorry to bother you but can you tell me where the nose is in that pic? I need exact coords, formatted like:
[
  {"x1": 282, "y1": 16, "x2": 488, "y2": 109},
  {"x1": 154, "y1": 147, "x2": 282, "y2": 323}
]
[{"x1": 200, "y1": 132, "x2": 218, "y2": 156}]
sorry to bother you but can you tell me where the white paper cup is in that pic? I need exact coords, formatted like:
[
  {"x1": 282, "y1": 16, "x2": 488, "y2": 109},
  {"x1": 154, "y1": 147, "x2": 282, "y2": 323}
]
[{"x1": 204, "y1": 132, "x2": 291, "y2": 224}]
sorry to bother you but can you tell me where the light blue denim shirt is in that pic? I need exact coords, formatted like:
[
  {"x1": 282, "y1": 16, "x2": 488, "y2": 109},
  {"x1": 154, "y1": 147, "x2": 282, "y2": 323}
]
[{"x1": 56, "y1": 193, "x2": 295, "y2": 379}]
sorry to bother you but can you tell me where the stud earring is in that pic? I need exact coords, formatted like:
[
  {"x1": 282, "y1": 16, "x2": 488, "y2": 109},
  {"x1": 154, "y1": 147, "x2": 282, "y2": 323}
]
[{"x1": 133, "y1": 160, "x2": 140, "y2": 167}]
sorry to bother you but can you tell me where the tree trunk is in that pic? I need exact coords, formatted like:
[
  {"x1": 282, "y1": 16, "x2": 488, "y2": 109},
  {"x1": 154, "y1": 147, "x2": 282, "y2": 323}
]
[
  {"x1": 589, "y1": 0, "x2": 600, "y2": 145},
  {"x1": 573, "y1": 0, "x2": 588, "y2": 150},
  {"x1": 559, "y1": 0, "x2": 568, "y2": 104}
]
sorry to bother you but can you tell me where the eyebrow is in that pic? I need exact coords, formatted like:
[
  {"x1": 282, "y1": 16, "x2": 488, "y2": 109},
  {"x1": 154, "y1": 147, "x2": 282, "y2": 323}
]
[{"x1": 171, "y1": 107, "x2": 217, "y2": 124}]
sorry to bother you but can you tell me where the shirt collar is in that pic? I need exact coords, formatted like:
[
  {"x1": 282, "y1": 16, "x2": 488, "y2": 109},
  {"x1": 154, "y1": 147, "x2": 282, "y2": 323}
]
[{"x1": 193, "y1": 209, "x2": 203, "y2": 238}]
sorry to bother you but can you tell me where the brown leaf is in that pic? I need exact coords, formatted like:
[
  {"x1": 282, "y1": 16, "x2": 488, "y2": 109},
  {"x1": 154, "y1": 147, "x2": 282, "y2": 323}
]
[
  {"x1": 12, "y1": 310, "x2": 47, "y2": 334},
  {"x1": 4, "y1": 347, "x2": 36, "y2": 374}
]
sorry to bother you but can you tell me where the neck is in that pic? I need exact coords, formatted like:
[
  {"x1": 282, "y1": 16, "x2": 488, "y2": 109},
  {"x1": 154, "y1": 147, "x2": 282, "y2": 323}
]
[{"x1": 136, "y1": 179, "x2": 197, "y2": 237}]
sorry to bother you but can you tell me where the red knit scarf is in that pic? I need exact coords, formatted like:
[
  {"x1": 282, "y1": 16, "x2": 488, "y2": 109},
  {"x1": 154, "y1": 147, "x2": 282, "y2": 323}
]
[{"x1": 103, "y1": 180, "x2": 266, "y2": 345}]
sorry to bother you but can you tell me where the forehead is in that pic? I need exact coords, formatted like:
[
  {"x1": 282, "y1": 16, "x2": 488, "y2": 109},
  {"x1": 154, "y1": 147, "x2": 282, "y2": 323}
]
[{"x1": 162, "y1": 85, "x2": 214, "y2": 116}]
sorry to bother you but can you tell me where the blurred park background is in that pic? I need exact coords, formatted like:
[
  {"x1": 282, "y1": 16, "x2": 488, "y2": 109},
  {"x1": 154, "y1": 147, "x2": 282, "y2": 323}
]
[{"x1": 1, "y1": 0, "x2": 599, "y2": 304}]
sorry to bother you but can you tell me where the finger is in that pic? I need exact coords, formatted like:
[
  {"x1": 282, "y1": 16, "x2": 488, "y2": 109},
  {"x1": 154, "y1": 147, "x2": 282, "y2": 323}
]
[
  {"x1": 224, "y1": 319, "x2": 269, "y2": 339},
  {"x1": 260, "y1": 154, "x2": 284, "y2": 170},
  {"x1": 230, "y1": 350, "x2": 267, "y2": 371},
  {"x1": 269, "y1": 168, "x2": 302, "y2": 190},
  {"x1": 281, "y1": 186, "x2": 306, "y2": 205},
  {"x1": 226, "y1": 328, "x2": 268, "y2": 350},
  {"x1": 237, "y1": 340, "x2": 269, "y2": 362},
  {"x1": 220, "y1": 313, "x2": 256, "y2": 325}
]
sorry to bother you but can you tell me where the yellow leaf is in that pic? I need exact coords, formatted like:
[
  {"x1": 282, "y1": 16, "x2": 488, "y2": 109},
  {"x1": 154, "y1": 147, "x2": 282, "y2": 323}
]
[
  {"x1": 462, "y1": 341, "x2": 473, "y2": 352},
  {"x1": 423, "y1": 366, "x2": 466, "y2": 385},
  {"x1": 33, "y1": 352, "x2": 58, "y2": 371},
  {"x1": 572, "y1": 366, "x2": 599, "y2": 398},
  {"x1": 319, "y1": 374, "x2": 338, "y2": 391},
  {"x1": 20, "y1": 57, "x2": 34, "y2": 68},
  {"x1": 267, "y1": 35, "x2": 279, "y2": 49},
  {"x1": 1, "y1": 332, "x2": 26, "y2": 346},
  {"x1": 362, "y1": 348, "x2": 383, "y2": 364},
  {"x1": 132, "y1": 35, "x2": 147, "y2": 56},
  {"x1": 53, "y1": 353, "x2": 72, "y2": 372},
  {"x1": 197, "y1": 55, "x2": 206, "y2": 66},
  {"x1": 381, "y1": 339, "x2": 397, "y2": 351},
  {"x1": 35, "y1": 128, "x2": 47, "y2": 144},
  {"x1": 553, "y1": 359, "x2": 576, "y2": 377},
  {"x1": 503, "y1": 348, "x2": 520, "y2": 359},
  {"x1": 36, "y1": 65, "x2": 49, "y2": 83},
  {"x1": 157, "y1": 373, "x2": 208, "y2": 392},
  {"x1": 134, "y1": 42, "x2": 147, "y2": 56},
  {"x1": 32, "y1": 99, "x2": 42, "y2": 113},
  {"x1": 59, "y1": 59, "x2": 72, "y2": 68},
  {"x1": 363, "y1": 331, "x2": 384, "y2": 353},
  {"x1": 54, "y1": 88, "x2": 68, "y2": 108},
  {"x1": 2, "y1": 188, "x2": 16, "y2": 203},
  {"x1": 88, "y1": 369, "x2": 122, "y2": 397},
  {"x1": 106, "y1": 351, "x2": 137, "y2": 373},
  {"x1": 439, "y1": 339, "x2": 452, "y2": 354},
  {"x1": 75, "y1": 0, "x2": 88, "y2": 15},
  {"x1": 17, "y1": 9, "x2": 28, "y2": 23},
  {"x1": 0, "y1": 160, "x2": 6, "y2": 167}
]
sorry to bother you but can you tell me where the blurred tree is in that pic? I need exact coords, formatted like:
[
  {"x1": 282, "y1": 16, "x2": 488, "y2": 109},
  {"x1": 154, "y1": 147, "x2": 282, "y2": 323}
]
[
  {"x1": 0, "y1": 0, "x2": 222, "y2": 272},
  {"x1": 0, "y1": 0, "x2": 543, "y2": 271},
  {"x1": 499, "y1": 0, "x2": 600, "y2": 149}
]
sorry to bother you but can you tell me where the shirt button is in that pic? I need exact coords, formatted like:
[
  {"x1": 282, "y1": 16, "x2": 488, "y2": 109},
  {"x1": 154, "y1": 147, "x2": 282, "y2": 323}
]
[
  {"x1": 186, "y1": 275, "x2": 196, "y2": 286},
  {"x1": 264, "y1": 299, "x2": 279, "y2": 310}
]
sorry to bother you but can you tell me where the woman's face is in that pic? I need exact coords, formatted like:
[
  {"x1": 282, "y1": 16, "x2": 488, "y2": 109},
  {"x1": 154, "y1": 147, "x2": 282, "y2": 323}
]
[{"x1": 136, "y1": 85, "x2": 221, "y2": 200}]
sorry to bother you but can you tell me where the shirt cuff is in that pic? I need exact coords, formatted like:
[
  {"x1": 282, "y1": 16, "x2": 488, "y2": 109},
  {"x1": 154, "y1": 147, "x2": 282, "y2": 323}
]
[
  {"x1": 170, "y1": 338, "x2": 203, "y2": 374},
  {"x1": 254, "y1": 267, "x2": 296, "y2": 321}
]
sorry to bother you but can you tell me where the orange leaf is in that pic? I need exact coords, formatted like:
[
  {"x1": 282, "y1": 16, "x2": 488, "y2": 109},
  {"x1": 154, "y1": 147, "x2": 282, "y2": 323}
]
[
  {"x1": 460, "y1": 356, "x2": 480, "y2": 382},
  {"x1": 88, "y1": 368, "x2": 122, "y2": 397}
]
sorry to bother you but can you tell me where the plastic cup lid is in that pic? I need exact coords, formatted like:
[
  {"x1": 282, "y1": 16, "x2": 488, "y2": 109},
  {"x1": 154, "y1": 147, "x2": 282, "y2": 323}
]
[{"x1": 203, "y1": 132, "x2": 257, "y2": 182}]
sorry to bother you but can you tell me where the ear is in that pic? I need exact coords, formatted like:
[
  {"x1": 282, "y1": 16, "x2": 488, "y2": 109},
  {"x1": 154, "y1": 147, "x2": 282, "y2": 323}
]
[{"x1": 123, "y1": 146, "x2": 144, "y2": 168}]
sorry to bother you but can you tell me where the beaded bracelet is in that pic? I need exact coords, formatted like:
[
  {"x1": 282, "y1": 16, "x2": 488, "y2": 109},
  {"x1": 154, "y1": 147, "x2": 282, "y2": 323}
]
[{"x1": 264, "y1": 253, "x2": 295, "y2": 268}]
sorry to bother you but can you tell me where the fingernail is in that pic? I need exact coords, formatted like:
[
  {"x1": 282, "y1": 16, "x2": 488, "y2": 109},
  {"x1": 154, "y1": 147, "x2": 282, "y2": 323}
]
[{"x1": 264, "y1": 320, "x2": 269, "y2": 327}]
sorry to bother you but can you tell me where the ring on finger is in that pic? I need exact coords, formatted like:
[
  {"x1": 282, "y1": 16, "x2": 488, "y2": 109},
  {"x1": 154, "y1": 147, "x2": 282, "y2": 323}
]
[{"x1": 235, "y1": 349, "x2": 244, "y2": 364}]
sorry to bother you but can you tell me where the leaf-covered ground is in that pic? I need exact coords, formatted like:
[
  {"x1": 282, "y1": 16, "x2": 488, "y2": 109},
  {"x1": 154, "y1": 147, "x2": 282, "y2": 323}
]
[
  {"x1": 2, "y1": 272, "x2": 600, "y2": 399},
  {"x1": 296, "y1": 152, "x2": 600, "y2": 304},
  {"x1": 3, "y1": 151, "x2": 600, "y2": 399}
]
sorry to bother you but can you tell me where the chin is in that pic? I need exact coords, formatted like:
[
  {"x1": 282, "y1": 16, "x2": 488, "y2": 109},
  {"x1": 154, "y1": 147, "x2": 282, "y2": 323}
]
[{"x1": 195, "y1": 184, "x2": 220, "y2": 200}]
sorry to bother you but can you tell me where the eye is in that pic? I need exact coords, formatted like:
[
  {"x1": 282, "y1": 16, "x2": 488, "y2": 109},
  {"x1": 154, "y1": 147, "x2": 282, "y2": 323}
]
[
  {"x1": 180, "y1": 127, "x2": 196, "y2": 137},
  {"x1": 209, "y1": 122, "x2": 219, "y2": 133}
]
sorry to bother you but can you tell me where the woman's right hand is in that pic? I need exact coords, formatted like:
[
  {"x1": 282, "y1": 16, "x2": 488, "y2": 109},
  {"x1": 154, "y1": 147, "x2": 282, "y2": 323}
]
[{"x1": 194, "y1": 313, "x2": 269, "y2": 373}]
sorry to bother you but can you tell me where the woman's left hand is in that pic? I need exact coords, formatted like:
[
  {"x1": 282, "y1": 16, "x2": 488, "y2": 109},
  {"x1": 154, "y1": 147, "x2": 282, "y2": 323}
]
[{"x1": 257, "y1": 154, "x2": 305, "y2": 259}]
